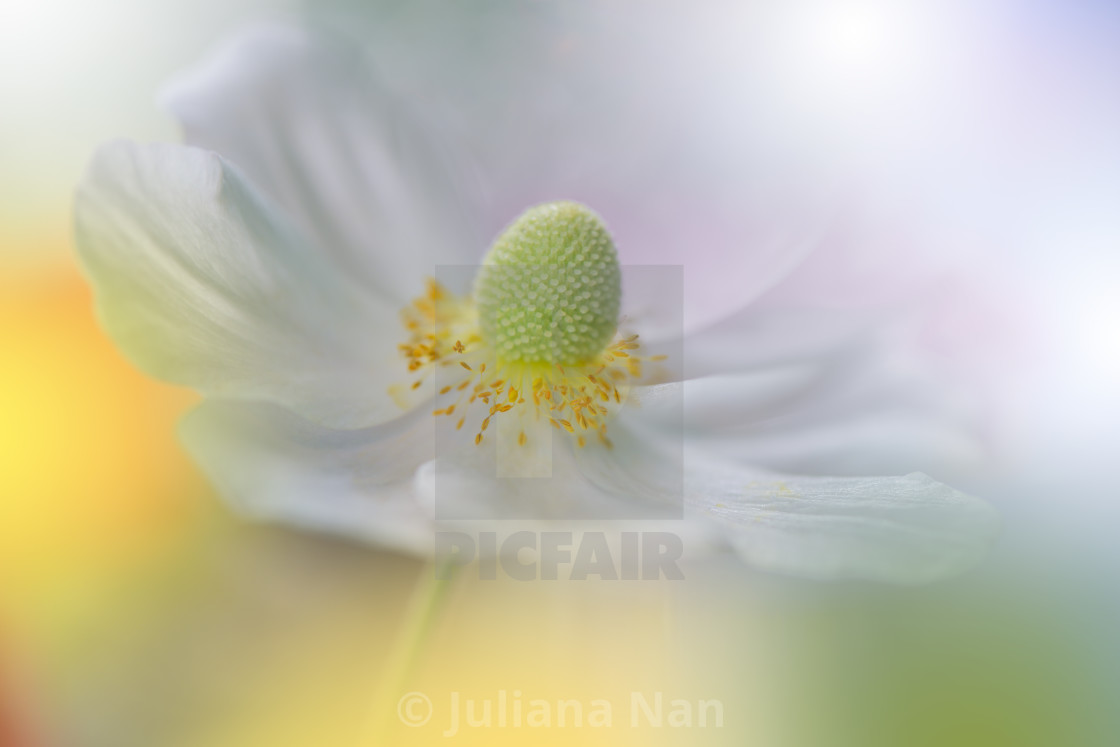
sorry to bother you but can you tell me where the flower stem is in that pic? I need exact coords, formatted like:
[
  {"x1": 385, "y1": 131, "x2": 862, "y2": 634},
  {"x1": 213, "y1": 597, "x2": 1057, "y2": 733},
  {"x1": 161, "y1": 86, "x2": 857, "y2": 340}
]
[{"x1": 366, "y1": 558, "x2": 459, "y2": 744}]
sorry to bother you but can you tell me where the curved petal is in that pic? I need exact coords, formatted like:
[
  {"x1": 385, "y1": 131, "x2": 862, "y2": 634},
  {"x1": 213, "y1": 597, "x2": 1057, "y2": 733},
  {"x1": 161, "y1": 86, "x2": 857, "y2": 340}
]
[
  {"x1": 74, "y1": 140, "x2": 413, "y2": 429},
  {"x1": 576, "y1": 418, "x2": 998, "y2": 583},
  {"x1": 631, "y1": 339, "x2": 987, "y2": 477},
  {"x1": 637, "y1": 223, "x2": 952, "y2": 382},
  {"x1": 408, "y1": 401, "x2": 995, "y2": 582},
  {"x1": 681, "y1": 347, "x2": 987, "y2": 477},
  {"x1": 161, "y1": 23, "x2": 484, "y2": 304},
  {"x1": 179, "y1": 399, "x2": 433, "y2": 554}
]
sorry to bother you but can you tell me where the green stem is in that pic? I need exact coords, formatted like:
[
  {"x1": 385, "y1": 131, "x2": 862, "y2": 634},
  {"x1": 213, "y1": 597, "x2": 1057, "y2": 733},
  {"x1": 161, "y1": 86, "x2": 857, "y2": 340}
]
[{"x1": 366, "y1": 558, "x2": 460, "y2": 744}]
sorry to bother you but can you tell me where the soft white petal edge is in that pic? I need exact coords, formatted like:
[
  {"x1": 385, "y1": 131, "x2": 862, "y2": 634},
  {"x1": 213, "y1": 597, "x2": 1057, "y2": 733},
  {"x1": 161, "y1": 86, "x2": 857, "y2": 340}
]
[
  {"x1": 74, "y1": 140, "x2": 410, "y2": 429},
  {"x1": 578, "y1": 405, "x2": 998, "y2": 583},
  {"x1": 179, "y1": 399, "x2": 433, "y2": 555},
  {"x1": 684, "y1": 459, "x2": 999, "y2": 584}
]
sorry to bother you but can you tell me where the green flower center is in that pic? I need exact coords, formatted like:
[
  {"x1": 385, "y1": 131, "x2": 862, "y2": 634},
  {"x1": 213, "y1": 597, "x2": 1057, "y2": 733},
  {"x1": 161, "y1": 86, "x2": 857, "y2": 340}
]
[{"x1": 474, "y1": 201, "x2": 622, "y2": 365}]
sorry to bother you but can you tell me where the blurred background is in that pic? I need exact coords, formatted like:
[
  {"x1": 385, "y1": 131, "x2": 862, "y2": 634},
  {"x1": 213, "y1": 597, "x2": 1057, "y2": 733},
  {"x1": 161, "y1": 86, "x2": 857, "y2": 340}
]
[{"x1": 2, "y1": 1, "x2": 1119, "y2": 745}]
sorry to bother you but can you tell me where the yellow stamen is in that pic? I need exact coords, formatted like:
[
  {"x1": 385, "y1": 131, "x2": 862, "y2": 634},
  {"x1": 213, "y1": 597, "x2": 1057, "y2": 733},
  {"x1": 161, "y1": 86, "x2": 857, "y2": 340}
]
[{"x1": 394, "y1": 278, "x2": 662, "y2": 451}]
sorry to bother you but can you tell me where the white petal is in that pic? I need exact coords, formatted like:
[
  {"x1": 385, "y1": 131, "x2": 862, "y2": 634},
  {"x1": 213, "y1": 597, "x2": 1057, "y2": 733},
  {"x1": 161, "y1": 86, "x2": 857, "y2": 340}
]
[
  {"x1": 686, "y1": 460, "x2": 998, "y2": 583},
  {"x1": 413, "y1": 409, "x2": 997, "y2": 583},
  {"x1": 578, "y1": 417, "x2": 997, "y2": 583},
  {"x1": 179, "y1": 400, "x2": 433, "y2": 554},
  {"x1": 633, "y1": 342, "x2": 986, "y2": 477},
  {"x1": 75, "y1": 140, "x2": 410, "y2": 429},
  {"x1": 644, "y1": 304, "x2": 884, "y2": 381},
  {"x1": 627, "y1": 368, "x2": 822, "y2": 433},
  {"x1": 161, "y1": 23, "x2": 483, "y2": 303},
  {"x1": 684, "y1": 359, "x2": 985, "y2": 477}
]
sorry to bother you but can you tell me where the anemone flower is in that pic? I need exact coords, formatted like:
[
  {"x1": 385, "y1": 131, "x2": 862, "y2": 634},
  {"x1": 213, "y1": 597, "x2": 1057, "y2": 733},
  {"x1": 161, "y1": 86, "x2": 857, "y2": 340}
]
[{"x1": 74, "y1": 23, "x2": 996, "y2": 584}]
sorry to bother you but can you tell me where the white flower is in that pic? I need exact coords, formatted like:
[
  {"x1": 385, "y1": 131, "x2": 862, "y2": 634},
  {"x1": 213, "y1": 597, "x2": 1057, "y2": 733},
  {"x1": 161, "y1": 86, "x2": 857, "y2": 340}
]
[{"x1": 74, "y1": 24, "x2": 996, "y2": 583}]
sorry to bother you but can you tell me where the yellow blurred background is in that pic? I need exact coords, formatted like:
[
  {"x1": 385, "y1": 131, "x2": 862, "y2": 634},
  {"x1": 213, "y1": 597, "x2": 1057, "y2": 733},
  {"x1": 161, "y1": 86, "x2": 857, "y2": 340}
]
[{"x1": 0, "y1": 257, "x2": 199, "y2": 745}]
